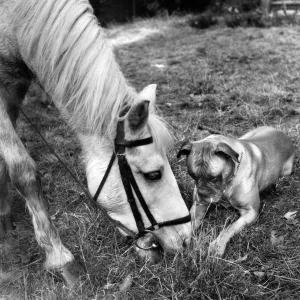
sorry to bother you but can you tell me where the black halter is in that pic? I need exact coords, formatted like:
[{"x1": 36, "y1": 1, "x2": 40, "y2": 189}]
[{"x1": 93, "y1": 121, "x2": 191, "y2": 239}]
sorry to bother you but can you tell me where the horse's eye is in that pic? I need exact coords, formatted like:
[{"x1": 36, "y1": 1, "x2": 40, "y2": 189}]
[
  {"x1": 210, "y1": 176, "x2": 219, "y2": 183},
  {"x1": 144, "y1": 171, "x2": 162, "y2": 181}
]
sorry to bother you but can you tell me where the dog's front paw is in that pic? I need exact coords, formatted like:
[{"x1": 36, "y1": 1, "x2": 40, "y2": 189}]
[{"x1": 208, "y1": 239, "x2": 226, "y2": 258}]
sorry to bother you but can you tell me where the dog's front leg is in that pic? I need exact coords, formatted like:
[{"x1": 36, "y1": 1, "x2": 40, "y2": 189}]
[
  {"x1": 191, "y1": 186, "x2": 209, "y2": 230},
  {"x1": 208, "y1": 191, "x2": 260, "y2": 258}
]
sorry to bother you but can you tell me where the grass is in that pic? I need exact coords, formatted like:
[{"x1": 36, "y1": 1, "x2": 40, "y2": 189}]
[{"x1": 1, "y1": 15, "x2": 300, "y2": 299}]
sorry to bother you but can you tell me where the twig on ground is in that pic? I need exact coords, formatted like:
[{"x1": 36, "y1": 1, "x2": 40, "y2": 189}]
[
  {"x1": 198, "y1": 124, "x2": 222, "y2": 135},
  {"x1": 97, "y1": 274, "x2": 133, "y2": 300}
]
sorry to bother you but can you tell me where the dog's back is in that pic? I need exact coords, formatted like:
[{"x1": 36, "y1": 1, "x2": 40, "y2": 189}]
[
  {"x1": 239, "y1": 126, "x2": 295, "y2": 179},
  {"x1": 183, "y1": 126, "x2": 296, "y2": 257}
]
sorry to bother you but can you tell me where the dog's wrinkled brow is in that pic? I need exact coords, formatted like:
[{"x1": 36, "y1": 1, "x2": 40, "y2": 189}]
[{"x1": 191, "y1": 142, "x2": 214, "y2": 178}]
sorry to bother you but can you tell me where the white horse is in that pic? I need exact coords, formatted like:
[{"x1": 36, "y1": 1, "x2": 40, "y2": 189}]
[{"x1": 0, "y1": 0, "x2": 191, "y2": 284}]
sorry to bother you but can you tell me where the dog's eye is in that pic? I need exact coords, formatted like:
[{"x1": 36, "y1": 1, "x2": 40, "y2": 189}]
[
  {"x1": 210, "y1": 176, "x2": 219, "y2": 182},
  {"x1": 144, "y1": 171, "x2": 162, "y2": 181}
]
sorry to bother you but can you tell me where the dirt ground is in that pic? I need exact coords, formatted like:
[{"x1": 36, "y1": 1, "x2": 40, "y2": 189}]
[{"x1": 1, "y1": 15, "x2": 300, "y2": 299}]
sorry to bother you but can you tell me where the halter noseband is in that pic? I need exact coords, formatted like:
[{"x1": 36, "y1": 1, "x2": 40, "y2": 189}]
[{"x1": 93, "y1": 121, "x2": 191, "y2": 240}]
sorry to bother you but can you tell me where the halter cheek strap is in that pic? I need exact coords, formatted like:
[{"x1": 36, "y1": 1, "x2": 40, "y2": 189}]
[{"x1": 92, "y1": 128, "x2": 153, "y2": 202}]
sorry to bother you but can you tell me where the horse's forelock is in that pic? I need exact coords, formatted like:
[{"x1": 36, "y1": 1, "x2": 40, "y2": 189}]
[{"x1": 147, "y1": 114, "x2": 174, "y2": 155}]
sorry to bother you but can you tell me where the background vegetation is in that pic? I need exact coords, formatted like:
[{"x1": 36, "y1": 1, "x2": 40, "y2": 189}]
[
  {"x1": 89, "y1": 0, "x2": 262, "y2": 23},
  {"x1": 1, "y1": 11, "x2": 300, "y2": 300}
]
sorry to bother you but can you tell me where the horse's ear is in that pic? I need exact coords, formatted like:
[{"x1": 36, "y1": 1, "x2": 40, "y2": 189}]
[
  {"x1": 126, "y1": 85, "x2": 156, "y2": 131},
  {"x1": 127, "y1": 100, "x2": 150, "y2": 131},
  {"x1": 138, "y1": 84, "x2": 157, "y2": 104},
  {"x1": 177, "y1": 141, "x2": 192, "y2": 158},
  {"x1": 215, "y1": 142, "x2": 239, "y2": 162}
]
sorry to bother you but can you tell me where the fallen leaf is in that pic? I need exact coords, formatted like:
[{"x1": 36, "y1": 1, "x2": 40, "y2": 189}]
[
  {"x1": 119, "y1": 273, "x2": 133, "y2": 292},
  {"x1": 0, "y1": 270, "x2": 21, "y2": 285},
  {"x1": 96, "y1": 274, "x2": 133, "y2": 300},
  {"x1": 284, "y1": 211, "x2": 297, "y2": 219},
  {"x1": 270, "y1": 230, "x2": 285, "y2": 246},
  {"x1": 235, "y1": 253, "x2": 249, "y2": 263},
  {"x1": 286, "y1": 218, "x2": 299, "y2": 225},
  {"x1": 151, "y1": 64, "x2": 166, "y2": 69},
  {"x1": 103, "y1": 282, "x2": 116, "y2": 290},
  {"x1": 261, "y1": 264, "x2": 273, "y2": 271},
  {"x1": 253, "y1": 271, "x2": 265, "y2": 279},
  {"x1": 20, "y1": 254, "x2": 31, "y2": 264}
]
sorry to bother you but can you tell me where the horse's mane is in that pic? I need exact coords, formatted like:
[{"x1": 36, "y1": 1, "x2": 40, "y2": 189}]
[
  {"x1": 148, "y1": 114, "x2": 174, "y2": 154},
  {"x1": 13, "y1": 0, "x2": 134, "y2": 136},
  {"x1": 13, "y1": 0, "x2": 173, "y2": 151}
]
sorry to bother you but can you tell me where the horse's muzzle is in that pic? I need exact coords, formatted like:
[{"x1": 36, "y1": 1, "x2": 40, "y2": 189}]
[{"x1": 134, "y1": 232, "x2": 164, "y2": 264}]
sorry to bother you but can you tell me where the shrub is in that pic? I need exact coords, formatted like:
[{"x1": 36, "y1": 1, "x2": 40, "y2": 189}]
[
  {"x1": 224, "y1": 10, "x2": 271, "y2": 28},
  {"x1": 245, "y1": 10, "x2": 271, "y2": 27},
  {"x1": 189, "y1": 12, "x2": 218, "y2": 29},
  {"x1": 224, "y1": 13, "x2": 245, "y2": 27},
  {"x1": 240, "y1": 0, "x2": 261, "y2": 12}
]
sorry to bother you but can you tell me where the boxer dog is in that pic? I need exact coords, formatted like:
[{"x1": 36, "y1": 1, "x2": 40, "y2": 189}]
[{"x1": 177, "y1": 126, "x2": 295, "y2": 257}]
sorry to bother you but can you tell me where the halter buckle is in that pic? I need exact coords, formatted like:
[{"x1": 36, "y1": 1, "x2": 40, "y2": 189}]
[{"x1": 153, "y1": 224, "x2": 159, "y2": 230}]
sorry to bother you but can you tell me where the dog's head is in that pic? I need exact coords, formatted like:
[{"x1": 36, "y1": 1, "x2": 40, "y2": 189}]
[{"x1": 178, "y1": 139, "x2": 239, "y2": 204}]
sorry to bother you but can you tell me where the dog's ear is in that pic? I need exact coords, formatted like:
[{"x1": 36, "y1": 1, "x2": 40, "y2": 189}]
[
  {"x1": 177, "y1": 141, "x2": 192, "y2": 158},
  {"x1": 215, "y1": 142, "x2": 239, "y2": 162}
]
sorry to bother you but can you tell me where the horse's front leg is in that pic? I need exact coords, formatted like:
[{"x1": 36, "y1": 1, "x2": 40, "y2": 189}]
[
  {"x1": 0, "y1": 158, "x2": 13, "y2": 240},
  {"x1": 0, "y1": 101, "x2": 84, "y2": 285}
]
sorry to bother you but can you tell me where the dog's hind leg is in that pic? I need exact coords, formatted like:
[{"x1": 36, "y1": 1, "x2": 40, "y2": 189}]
[
  {"x1": 281, "y1": 152, "x2": 295, "y2": 176},
  {"x1": 0, "y1": 97, "x2": 84, "y2": 285},
  {"x1": 208, "y1": 189, "x2": 260, "y2": 258}
]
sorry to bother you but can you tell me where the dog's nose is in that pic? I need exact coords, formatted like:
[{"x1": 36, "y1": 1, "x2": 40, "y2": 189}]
[{"x1": 197, "y1": 190, "x2": 210, "y2": 199}]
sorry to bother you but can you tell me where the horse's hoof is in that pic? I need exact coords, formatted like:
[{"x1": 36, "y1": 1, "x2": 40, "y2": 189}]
[{"x1": 61, "y1": 259, "x2": 85, "y2": 286}]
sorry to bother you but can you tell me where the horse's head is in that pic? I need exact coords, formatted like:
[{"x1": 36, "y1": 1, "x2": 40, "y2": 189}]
[{"x1": 83, "y1": 85, "x2": 191, "y2": 263}]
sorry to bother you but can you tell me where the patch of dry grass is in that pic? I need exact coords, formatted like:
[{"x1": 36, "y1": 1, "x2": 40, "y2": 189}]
[{"x1": 1, "y1": 15, "x2": 300, "y2": 299}]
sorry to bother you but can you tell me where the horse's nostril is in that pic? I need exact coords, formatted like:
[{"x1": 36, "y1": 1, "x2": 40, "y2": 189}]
[
  {"x1": 136, "y1": 232, "x2": 163, "y2": 251},
  {"x1": 149, "y1": 237, "x2": 163, "y2": 252}
]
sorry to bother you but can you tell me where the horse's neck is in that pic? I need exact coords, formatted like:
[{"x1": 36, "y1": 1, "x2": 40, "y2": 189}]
[
  {"x1": 78, "y1": 133, "x2": 119, "y2": 199},
  {"x1": 14, "y1": 0, "x2": 136, "y2": 135},
  {"x1": 79, "y1": 134, "x2": 113, "y2": 163}
]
